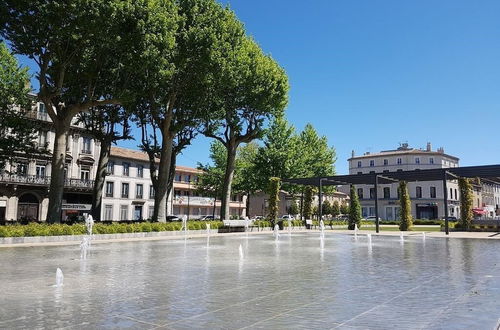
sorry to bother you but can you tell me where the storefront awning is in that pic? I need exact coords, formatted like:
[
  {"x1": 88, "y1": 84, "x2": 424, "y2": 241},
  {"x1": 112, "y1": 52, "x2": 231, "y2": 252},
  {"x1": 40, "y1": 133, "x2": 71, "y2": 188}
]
[{"x1": 473, "y1": 208, "x2": 487, "y2": 215}]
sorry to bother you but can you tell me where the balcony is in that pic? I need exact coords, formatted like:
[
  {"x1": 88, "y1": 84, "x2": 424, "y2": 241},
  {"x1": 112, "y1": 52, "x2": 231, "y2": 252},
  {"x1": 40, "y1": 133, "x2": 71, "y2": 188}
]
[
  {"x1": 80, "y1": 149, "x2": 92, "y2": 155},
  {"x1": 26, "y1": 111, "x2": 51, "y2": 122},
  {"x1": 0, "y1": 174, "x2": 94, "y2": 190}
]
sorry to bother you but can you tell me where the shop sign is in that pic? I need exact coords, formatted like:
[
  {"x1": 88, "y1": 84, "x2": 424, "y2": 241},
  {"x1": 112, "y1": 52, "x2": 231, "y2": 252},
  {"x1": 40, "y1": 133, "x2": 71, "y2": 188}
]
[{"x1": 61, "y1": 204, "x2": 91, "y2": 210}]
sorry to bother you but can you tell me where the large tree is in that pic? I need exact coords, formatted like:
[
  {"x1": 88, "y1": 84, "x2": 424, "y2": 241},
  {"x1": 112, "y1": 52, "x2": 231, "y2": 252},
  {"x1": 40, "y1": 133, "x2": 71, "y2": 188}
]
[
  {"x1": 134, "y1": 0, "x2": 243, "y2": 222},
  {"x1": 77, "y1": 106, "x2": 132, "y2": 220},
  {"x1": 202, "y1": 35, "x2": 289, "y2": 220},
  {"x1": 0, "y1": 41, "x2": 41, "y2": 170},
  {"x1": 196, "y1": 140, "x2": 258, "y2": 216},
  {"x1": 1, "y1": 0, "x2": 156, "y2": 222}
]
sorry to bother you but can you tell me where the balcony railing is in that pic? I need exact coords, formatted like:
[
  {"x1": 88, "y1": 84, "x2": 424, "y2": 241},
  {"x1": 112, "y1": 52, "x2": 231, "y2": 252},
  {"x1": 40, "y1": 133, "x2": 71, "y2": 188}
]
[
  {"x1": 26, "y1": 111, "x2": 51, "y2": 122},
  {"x1": 0, "y1": 174, "x2": 94, "y2": 189}
]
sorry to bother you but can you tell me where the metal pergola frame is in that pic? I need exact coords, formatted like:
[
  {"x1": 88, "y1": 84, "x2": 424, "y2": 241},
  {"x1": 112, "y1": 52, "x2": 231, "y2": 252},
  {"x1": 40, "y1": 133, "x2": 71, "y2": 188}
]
[{"x1": 283, "y1": 164, "x2": 500, "y2": 235}]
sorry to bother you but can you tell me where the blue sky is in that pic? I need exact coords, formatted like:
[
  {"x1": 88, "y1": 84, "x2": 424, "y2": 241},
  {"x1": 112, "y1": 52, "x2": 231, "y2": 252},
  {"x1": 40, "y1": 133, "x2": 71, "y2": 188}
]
[{"x1": 17, "y1": 0, "x2": 500, "y2": 174}]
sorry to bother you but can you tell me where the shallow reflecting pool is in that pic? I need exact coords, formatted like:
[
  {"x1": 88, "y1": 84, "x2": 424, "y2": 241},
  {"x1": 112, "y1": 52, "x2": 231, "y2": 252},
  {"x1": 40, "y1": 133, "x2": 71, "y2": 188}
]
[{"x1": 1, "y1": 232, "x2": 499, "y2": 329}]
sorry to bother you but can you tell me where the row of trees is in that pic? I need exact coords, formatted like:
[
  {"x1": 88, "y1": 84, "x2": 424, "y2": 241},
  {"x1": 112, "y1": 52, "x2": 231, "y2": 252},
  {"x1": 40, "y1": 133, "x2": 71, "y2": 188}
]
[
  {"x1": 196, "y1": 116, "x2": 337, "y2": 216},
  {"x1": 0, "y1": 0, "x2": 289, "y2": 222}
]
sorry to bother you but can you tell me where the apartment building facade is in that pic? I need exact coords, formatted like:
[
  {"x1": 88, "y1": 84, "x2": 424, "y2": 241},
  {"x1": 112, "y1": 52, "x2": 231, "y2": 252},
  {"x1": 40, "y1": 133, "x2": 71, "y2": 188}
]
[
  {"x1": 103, "y1": 148, "x2": 247, "y2": 221},
  {"x1": 0, "y1": 101, "x2": 99, "y2": 222},
  {"x1": 346, "y1": 143, "x2": 461, "y2": 220},
  {"x1": 0, "y1": 101, "x2": 246, "y2": 222}
]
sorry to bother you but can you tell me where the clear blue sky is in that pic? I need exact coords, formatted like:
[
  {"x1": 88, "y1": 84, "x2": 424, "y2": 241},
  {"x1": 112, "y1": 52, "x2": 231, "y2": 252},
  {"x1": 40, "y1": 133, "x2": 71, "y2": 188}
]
[{"x1": 18, "y1": 0, "x2": 500, "y2": 174}]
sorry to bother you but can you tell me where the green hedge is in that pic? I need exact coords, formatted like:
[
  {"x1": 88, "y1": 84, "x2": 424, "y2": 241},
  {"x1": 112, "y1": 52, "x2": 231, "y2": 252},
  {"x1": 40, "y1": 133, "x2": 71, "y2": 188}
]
[{"x1": 0, "y1": 221, "x2": 224, "y2": 238}]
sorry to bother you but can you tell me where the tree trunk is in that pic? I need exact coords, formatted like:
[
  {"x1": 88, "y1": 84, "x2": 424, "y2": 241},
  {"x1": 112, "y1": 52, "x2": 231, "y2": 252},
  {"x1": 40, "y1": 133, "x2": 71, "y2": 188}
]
[
  {"x1": 153, "y1": 131, "x2": 174, "y2": 223},
  {"x1": 221, "y1": 142, "x2": 237, "y2": 220},
  {"x1": 165, "y1": 152, "x2": 177, "y2": 216},
  {"x1": 91, "y1": 140, "x2": 110, "y2": 220},
  {"x1": 46, "y1": 121, "x2": 69, "y2": 223}
]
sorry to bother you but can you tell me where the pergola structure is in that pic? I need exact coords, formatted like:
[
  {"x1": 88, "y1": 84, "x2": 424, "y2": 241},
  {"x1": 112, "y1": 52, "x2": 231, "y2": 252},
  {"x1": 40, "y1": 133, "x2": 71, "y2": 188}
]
[{"x1": 283, "y1": 164, "x2": 500, "y2": 235}]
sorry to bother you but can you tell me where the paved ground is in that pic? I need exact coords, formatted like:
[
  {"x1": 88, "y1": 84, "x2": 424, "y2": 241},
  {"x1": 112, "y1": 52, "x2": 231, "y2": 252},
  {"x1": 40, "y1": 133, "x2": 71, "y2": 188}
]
[{"x1": 1, "y1": 232, "x2": 500, "y2": 329}]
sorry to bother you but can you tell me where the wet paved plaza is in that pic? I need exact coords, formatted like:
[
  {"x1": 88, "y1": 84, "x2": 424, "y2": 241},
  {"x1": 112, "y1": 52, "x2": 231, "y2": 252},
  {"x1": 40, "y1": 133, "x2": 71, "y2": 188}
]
[{"x1": 1, "y1": 232, "x2": 499, "y2": 329}]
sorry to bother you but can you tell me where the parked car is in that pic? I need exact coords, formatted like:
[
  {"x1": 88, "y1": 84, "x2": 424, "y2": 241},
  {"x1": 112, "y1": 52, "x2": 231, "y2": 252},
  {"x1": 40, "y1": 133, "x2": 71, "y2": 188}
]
[
  {"x1": 166, "y1": 215, "x2": 181, "y2": 222},
  {"x1": 365, "y1": 216, "x2": 381, "y2": 221},
  {"x1": 251, "y1": 216, "x2": 264, "y2": 221},
  {"x1": 200, "y1": 215, "x2": 215, "y2": 221},
  {"x1": 281, "y1": 215, "x2": 294, "y2": 220},
  {"x1": 442, "y1": 216, "x2": 457, "y2": 221}
]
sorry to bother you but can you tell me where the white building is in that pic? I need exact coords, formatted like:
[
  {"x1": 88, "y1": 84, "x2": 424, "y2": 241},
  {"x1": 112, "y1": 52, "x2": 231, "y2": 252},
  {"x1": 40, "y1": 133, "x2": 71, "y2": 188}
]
[
  {"x1": 0, "y1": 100, "x2": 246, "y2": 222},
  {"x1": 346, "y1": 143, "x2": 460, "y2": 220}
]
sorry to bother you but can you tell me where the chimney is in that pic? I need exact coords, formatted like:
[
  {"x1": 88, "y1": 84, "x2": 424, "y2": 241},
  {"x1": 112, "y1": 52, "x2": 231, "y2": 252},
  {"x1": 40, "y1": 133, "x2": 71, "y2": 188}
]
[
  {"x1": 351, "y1": 150, "x2": 355, "y2": 158},
  {"x1": 426, "y1": 142, "x2": 431, "y2": 152}
]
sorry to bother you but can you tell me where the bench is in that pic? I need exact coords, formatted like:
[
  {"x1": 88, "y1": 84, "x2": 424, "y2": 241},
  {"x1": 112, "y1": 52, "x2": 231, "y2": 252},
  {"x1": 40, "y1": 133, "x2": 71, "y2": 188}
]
[
  {"x1": 305, "y1": 219, "x2": 314, "y2": 229},
  {"x1": 219, "y1": 220, "x2": 253, "y2": 233}
]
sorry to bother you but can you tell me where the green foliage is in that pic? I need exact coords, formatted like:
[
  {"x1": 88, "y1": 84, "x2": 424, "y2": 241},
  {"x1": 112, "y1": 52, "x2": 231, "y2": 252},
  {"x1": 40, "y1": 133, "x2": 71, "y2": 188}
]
[
  {"x1": 289, "y1": 200, "x2": 299, "y2": 216},
  {"x1": 268, "y1": 177, "x2": 281, "y2": 224},
  {"x1": 458, "y1": 177, "x2": 473, "y2": 231},
  {"x1": 398, "y1": 181, "x2": 413, "y2": 231},
  {"x1": 0, "y1": 221, "x2": 225, "y2": 237},
  {"x1": 340, "y1": 202, "x2": 349, "y2": 215},
  {"x1": 253, "y1": 117, "x2": 337, "y2": 194},
  {"x1": 303, "y1": 186, "x2": 314, "y2": 220},
  {"x1": 322, "y1": 200, "x2": 332, "y2": 216},
  {"x1": 0, "y1": 41, "x2": 41, "y2": 169},
  {"x1": 349, "y1": 186, "x2": 362, "y2": 230},
  {"x1": 332, "y1": 201, "x2": 341, "y2": 217}
]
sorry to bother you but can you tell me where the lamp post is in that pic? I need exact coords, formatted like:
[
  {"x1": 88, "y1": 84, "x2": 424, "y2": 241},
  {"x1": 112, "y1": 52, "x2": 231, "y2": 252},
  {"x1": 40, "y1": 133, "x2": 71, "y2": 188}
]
[{"x1": 187, "y1": 177, "x2": 191, "y2": 221}]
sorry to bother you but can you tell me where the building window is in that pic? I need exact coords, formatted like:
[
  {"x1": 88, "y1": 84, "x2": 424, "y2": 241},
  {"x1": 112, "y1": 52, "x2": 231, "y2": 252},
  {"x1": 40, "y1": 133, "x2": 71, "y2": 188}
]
[
  {"x1": 104, "y1": 205, "x2": 113, "y2": 221},
  {"x1": 369, "y1": 160, "x2": 374, "y2": 167},
  {"x1": 383, "y1": 159, "x2": 388, "y2": 166},
  {"x1": 429, "y1": 158, "x2": 434, "y2": 164},
  {"x1": 121, "y1": 183, "x2": 129, "y2": 198},
  {"x1": 415, "y1": 157, "x2": 420, "y2": 164},
  {"x1": 454, "y1": 189, "x2": 457, "y2": 200},
  {"x1": 148, "y1": 206, "x2": 154, "y2": 219},
  {"x1": 397, "y1": 169, "x2": 403, "y2": 172},
  {"x1": 123, "y1": 163, "x2": 130, "y2": 176},
  {"x1": 369, "y1": 188, "x2": 375, "y2": 199},
  {"x1": 357, "y1": 171, "x2": 362, "y2": 175},
  {"x1": 149, "y1": 185, "x2": 155, "y2": 199},
  {"x1": 107, "y1": 161, "x2": 114, "y2": 175},
  {"x1": 38, "y1": 130, "x2": 48, "y2": 148},
  {"x1": 450, "y1": 188, "x2": 453, "y2": 200},
  {"x1": 383, "y1": 170, "x2": 389, "y2": 173},
  {"x1": 80, "y1": 167, "x2": 90, "y2": 181},
  {"x1": 120, "y1": 205, "x2": 128, "y2": 221},
  {"x1": 397, "y1": 158, "x2": 402, "y2": 165},
  {"x1": 136, "y1": 184, "x2": 143, "y2": 199},
  {"x1": 35, "y1": 165, "x2": 46, "y2": 178},
  {"x1": 383, "y1": 187, "x2": 390, "y2": 199},
  {"x1": 357, "y1": 188, "x2": 364, "y2": 199},
  {"x1": 416, "y1": 186, "x2": 422, "y2": 198},
  {"x1": 369, "y1": 171, "x2": 375, "y2": 174},
  {"x1": 357, "y1": 161, "x2": 362, "y2": 168},
  {"x1": 174, "y1": 189, "x2": 181, "y2": 197},
  {"x1": 38, "y1": 102, "x2": 46, "y2": 113},
  {"x1": 137, "y1": 165, "x2": 144, "y2": 178},
  {"x1": 82, "y1": 137, "x2": 92, "y2": 154},
  {"x1": 17, "y1": 162, "x2": 28, "y2": 176},
  {"x1": 175, "y1": 173, "x2": 182, "y2": 182},
  {"x1": 105, "y1": 182, "x2": 114, "y2": 197},
  {"x1": 184, "y1": 175, "x2": 191, "y2": 183},
  {"x1": 430, "y1": 186, "x2": 436, "y2": 198}
]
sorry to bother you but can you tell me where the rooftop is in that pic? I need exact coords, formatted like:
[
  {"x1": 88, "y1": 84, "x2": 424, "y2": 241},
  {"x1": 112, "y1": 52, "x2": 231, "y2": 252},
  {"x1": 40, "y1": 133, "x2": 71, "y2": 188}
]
[{"x1": 348, "y1": 143, "x2": 459, "y2": 161}]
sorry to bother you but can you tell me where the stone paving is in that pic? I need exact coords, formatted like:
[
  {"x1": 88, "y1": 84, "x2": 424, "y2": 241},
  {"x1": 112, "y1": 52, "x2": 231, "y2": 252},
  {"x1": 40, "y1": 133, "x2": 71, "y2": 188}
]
[{"x1": 1, "y1": 232, "x2": 500, "y2": 329}]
